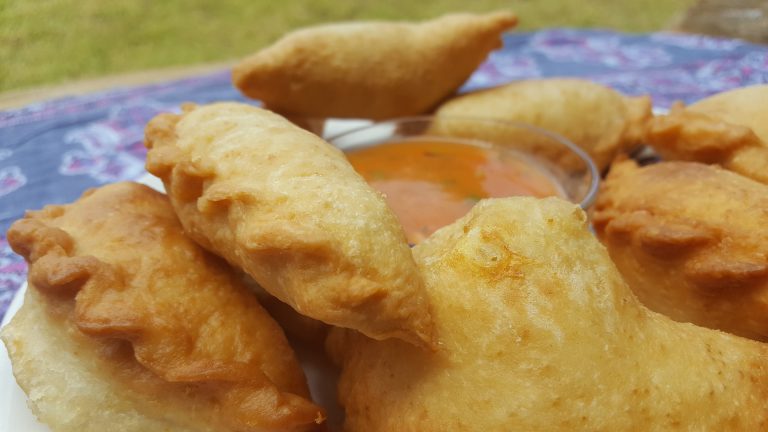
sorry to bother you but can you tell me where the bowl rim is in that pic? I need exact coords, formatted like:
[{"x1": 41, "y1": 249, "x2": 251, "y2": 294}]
[{"x1": 326, "y1": 115, "x2": 601, "y2": 209}]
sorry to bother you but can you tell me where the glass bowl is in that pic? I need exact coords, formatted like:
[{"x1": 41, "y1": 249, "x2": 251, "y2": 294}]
[{"x1": 327, "y1": 116, "x2": 599, "y2": 242}]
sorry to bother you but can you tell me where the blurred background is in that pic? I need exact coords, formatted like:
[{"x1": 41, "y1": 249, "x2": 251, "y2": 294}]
[{"x1": 1, "y1": 0, "x2": 766, "y2": 94}]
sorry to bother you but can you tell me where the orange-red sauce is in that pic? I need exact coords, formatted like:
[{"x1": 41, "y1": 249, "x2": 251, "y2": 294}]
[{"x1": 346, "y1": 137, "x2": 564, "y2": 244}]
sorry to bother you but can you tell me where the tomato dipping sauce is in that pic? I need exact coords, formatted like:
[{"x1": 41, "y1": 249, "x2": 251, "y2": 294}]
[{"x1": 346, "y1": 137, "x2": 565, "y2": 244}]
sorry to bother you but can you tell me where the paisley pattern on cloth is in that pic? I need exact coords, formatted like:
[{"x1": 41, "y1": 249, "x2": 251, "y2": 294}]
[{"x1": 1, "y1": 29, "x2": 767, "y2": 319}]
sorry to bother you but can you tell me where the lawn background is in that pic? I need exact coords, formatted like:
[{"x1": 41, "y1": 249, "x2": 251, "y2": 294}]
[{"x1": 0, "y1": 0, "x2": 694, "y2": 92}]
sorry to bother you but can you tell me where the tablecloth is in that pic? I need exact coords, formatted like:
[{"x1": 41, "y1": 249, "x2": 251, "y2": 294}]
[{"x1": 1, "y1": 29, "x2": 767, "y2": 319}]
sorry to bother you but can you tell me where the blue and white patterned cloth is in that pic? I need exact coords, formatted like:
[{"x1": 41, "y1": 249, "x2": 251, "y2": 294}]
[{"x1": 1, "y1": 29, "x2": 767, "y2": 319}]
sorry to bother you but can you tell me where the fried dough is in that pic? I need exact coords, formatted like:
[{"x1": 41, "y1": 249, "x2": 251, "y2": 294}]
[
  {"x1": 593, "y1": 159, "x2": 768, "y2": 340},
  {"x1": 232, "y1": 11, "x2": 517, "y2": 119},
  {"x1": 328, "y1": 197, "x2": 768, "y2": 431},
  {"x1": 644, "y1": 85, "x2": 768, "y2": 184},
  {"x1": 144, "y1": 102, "x2": 435, "y2": 349},
  {"x1": 245, "y1": 277, "x2": 330, "y2": 348},
  {"x1": 431, "y1": 78, "x2": 652, "y2": 170},
  {"x1": 3, "y1": 182, "x2": 323, "y2": 432}
]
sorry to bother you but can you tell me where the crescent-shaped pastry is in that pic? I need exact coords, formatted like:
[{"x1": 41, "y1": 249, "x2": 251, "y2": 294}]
[
  {"x1": 643, "y1": 85, "x2": 768, "y2": 184},
  {"x1": 593, "y1": 159, "x2": 768, "y2": 340},
  {"x1": 4, "y1": 182, "x2": 324, "y2": 432},
  {"x1": 329, "y1": 197, "x2": 768, "y2": 431},
  {"x1": 431, "y1": 78, "x2": 652, "y2": 170},
  {"x1": 144, "y1": 102, "x2": 435, "y2": 349},
  {"x1": 232, "y1": 11, "x2": 517, "y2": 119}
]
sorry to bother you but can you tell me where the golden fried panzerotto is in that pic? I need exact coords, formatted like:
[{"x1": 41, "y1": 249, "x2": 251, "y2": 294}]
[
  {"x1": 643, "y1": 84, "x2": 768, "y2": 184},
  {"x1": 232, "y1": 11, "x2": 517, "y2": 119},
  {"x1": 593, "y1": 159, "x2": 768, "y2": 341},
  {"x1": 3, "y1": 182, "x2": 324, "y2": 432},
  {"x1": 144, "y1": 102, "x2": 435, "y2": 349},
  {"x1": 328, "y1": 197, "x2": 768, "y2": 431},
  {"x1": 431, "y1": 78, "x2": 652, "y2": 170}
]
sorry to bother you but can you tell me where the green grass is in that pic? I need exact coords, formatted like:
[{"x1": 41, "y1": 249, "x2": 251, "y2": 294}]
[{"x1": 0, "y1": 0, "x2": 695, "y2": 92}]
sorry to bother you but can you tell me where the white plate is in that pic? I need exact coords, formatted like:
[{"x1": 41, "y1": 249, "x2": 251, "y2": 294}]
[{"x1": 0, "y1": 170, "x2": 346, "y2": 431}]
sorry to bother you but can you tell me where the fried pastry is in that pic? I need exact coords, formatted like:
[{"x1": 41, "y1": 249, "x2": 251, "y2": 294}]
[
  {"x1": 328, "y1": 197, "x2": 768, "y2": 431},
  {"x1": 232, "y1": 11, "x2": 517, "y2": 119},
  {"x1": 644, "y1": 84, "x2": 768, "y2": 184},
  {"x1": 593, "y1": 159, "x2": 768, "y2": 340},
  {"x1": 3, "y1": 182, "x2": 323, "y2": 432},
  {"x1": 246, "y1": 278, "x2": 330, "y2": 348},
  {"x1": 431, "y1": 78, "x2": 652, "y2": 170},
  {"x1": 144, "y1": 102, "x2": 435, "y2": 349}
]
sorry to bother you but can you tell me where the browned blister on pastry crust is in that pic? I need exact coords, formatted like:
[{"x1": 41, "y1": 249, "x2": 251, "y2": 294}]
[
  {"x1": 431, "y1": 78, "x2": 652, "y2": 170},
  {"x1": 3, "y1": 182, "x2": 324, "y2": 432},
  {"x1": 644, "y1": 85, "x2": 768, "y2": 184},
  {"x1": 232, "y1": 11, "x2": 517, "y2": 119},
  {"x1": 144, "y1": 102, "x2": 435, "y2": 349},
  {"x1": 593, "y1": 159, "x2": 768, "y2": 340},
  {"x1": 328, "y1": 197, "x2": 768, "y2": 432}
]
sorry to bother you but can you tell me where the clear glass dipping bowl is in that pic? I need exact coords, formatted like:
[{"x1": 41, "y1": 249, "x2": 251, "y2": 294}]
[{"x1": 327, "y1": 116, "x2": 599, "y2": 209}]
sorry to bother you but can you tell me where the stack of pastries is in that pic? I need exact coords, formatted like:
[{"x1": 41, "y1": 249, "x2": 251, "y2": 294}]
[{"x1": 4, "y1": 10, "x2": 768, "y2": 432}]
